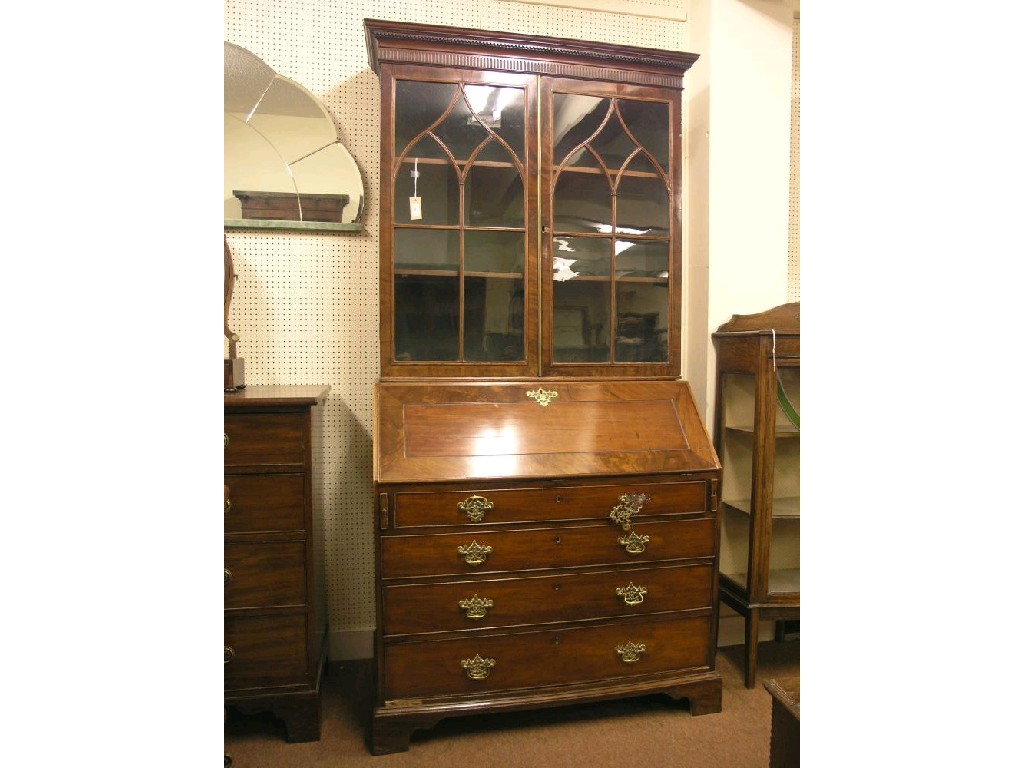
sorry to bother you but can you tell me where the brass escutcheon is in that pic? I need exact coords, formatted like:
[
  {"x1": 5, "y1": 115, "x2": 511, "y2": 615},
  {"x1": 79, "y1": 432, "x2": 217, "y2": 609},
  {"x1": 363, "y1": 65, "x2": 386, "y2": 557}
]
[
  {"x1": 615, "y1": 582, "x2": 648, "y2": 606},
  {"x1": 525, "y1": 388, "x2": 558, "y2": 407},
  {"x1": 458, "y1": 594, "x2": 494, "y2": 619},
  {"x1": 461, "y1": 654, "x2": 496, "y2": 680},
  {"x1": 457, "y1": 494, "x2": 494, "y2": 523},
  {"x1": 618, "y1": 531, "x2": 650, "y2": 555},
  {"x1": 616, "y1": 641, "x2": 646, "y2": 664},
  {"x1": 457, "y1": 540, "x2": 493, "y2": 566},
  {"x1": 609, "y1": 493, "x2": 650, "y2": 532}
]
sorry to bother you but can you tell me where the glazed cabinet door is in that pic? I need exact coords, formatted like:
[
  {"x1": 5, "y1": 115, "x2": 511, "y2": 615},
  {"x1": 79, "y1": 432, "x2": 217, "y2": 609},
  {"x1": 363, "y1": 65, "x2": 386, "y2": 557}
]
[
  {"x1": 380, "y1": 66, "x2": 539, "y2": 378},
  {"x1": 541, "y1": 79, "x2": 682, "y2": 378},
  {"x1": 378, "y1": 68, "x2": 683, "y2": 379}
]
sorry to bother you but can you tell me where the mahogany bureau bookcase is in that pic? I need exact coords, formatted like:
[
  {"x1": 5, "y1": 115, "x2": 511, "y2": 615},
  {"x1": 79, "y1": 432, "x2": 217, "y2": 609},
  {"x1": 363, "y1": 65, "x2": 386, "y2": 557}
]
[
  {"x1": 224, "y1": 385, "x2": 329, "y2": 742},
  {"x1": 364, "y1": 19, "x2": 721, "y2": 754}
]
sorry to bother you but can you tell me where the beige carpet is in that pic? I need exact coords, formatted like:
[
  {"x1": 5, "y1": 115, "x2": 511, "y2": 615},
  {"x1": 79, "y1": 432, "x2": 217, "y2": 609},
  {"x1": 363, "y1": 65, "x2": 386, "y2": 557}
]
[{"x1": 225, "y1": 639, "x2": 799, "y2": 767}]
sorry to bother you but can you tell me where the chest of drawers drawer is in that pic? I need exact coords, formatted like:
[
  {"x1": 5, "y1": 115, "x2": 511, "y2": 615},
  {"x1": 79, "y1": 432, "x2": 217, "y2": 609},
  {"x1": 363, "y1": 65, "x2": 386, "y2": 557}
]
[
  {"x1": 224, "y1": 541, "x2": 306, "y2": 609},
  {"x1": 393, "y1": 481, "x2": 708, "y2": 528},
  {"x1": 224, "y1": 474, "x2": 305, "y2": 533},
  {"x1": 382, "y1": 561, "x2": 713, "y2": 635},
  {"x1": 380, "y1": 517, "x2": 715, "y2": 579},
  {"x1": 224, "y1": 412, "x2": 307, "y2": 467},
  {"x1": 382, "y1": 614, "x2": 713, "y2": 700},
  {"x1": 224, "y1": 613, "x2": 308, "y2": 690}
]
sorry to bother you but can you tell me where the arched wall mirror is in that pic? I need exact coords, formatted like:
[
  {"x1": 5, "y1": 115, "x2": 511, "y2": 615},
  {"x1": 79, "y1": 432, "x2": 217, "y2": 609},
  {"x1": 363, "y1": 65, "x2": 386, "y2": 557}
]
[{"x1": 225, "y1": 41, "x2": 364, "y2": 231}]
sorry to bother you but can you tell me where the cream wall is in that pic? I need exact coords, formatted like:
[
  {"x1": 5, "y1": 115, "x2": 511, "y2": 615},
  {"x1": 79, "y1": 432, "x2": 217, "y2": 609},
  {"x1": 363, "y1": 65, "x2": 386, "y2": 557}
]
[{"x1": 224, "y1": 0, "x2": 798, "y2": 659}]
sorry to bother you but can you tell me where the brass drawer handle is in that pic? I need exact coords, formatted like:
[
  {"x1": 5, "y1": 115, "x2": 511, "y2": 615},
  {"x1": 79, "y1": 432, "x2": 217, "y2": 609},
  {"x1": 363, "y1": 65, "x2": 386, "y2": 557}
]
[
  {"x1": 224, "y1": 432, "x2": 229, "y2": 448},
  {"x1": 616, "y1": 641, "x2": 646, "y2": 664},
  {"x1": 618, "y1": 531, "x2": 650, "y2": 555},
  {"x1": 615, "y1": 582, "x2": 647, "y2": 606},
  {"x1": 461, "y1": 654, "x2": 496, "y2": 680},
  {"x1": 224, "y1": 646, "x2": 235, "y2": 664},
  {"x1": 458, "y1": 594, "x2": 494, "y2": 619},
  {"x1": 224, "y1": 485, "x2": 231, "y2": 514},
  {"x1": 609, "y1": 493, "x2": 650, "y2": 532},
  {"x1": 224, "y1": 568, "x2": 232, "y2": 586},
  {"x1": 457, "y1": 494, "x2": 493, "y2": 523},
  {"x1": 457, "y1": 540, "x2": 492, "y2": 566}
]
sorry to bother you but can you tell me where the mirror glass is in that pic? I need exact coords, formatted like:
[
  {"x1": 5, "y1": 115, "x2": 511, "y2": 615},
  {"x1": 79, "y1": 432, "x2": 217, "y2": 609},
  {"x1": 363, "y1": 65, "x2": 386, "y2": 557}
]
[{"x1": 224, "y1": 42, "x2": 364, "y2": 230}]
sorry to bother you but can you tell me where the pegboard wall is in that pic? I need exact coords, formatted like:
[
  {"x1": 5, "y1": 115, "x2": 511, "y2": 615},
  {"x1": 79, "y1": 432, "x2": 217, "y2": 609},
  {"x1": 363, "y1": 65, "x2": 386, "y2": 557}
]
[
  {"x1": 788, "y1": 11, "x2": 800, "y2": 302},
  {"x1": 224, "y1": 0, "x2": 794, "y2": 659}
]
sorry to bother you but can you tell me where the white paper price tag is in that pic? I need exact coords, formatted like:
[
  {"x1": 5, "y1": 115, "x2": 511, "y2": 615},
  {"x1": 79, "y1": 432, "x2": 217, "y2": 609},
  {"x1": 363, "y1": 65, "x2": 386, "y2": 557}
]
[{"x1": 409, "y1": 196, "x2": 422, "y2": 220}]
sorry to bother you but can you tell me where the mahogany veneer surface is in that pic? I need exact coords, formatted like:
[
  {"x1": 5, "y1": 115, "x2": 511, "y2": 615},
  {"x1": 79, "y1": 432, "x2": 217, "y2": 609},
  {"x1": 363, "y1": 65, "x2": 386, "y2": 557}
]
[{"x1": 371, "y1": 379, "x2": 723, "y2": 754}]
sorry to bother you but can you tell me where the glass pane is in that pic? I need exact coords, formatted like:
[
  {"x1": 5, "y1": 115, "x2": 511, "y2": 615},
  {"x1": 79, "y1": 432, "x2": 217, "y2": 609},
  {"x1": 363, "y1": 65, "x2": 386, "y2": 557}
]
[
  {"x1": 394, "y1": 229, "x2": 458, "y2": 272},
  {"x1": 394, "y1": 274, "x2": 459, "y2": 361},
  {"x1": 616, "y1": 174, "x2": 669, "y2": 237},
  {"x1": 615, "y1": 283, "x2": 668, "y2": 362},
  {"x1": 615, "y1": 240, "x2": 668, "y2": 278},
  {"x1": 466, "y1": 163, "x2": 524, "y2": 227},
  {"x1": 462, "y1": 85, "x2": 525, "y2": 162},
  {"x1": 617, "y1": 98, "x2": 670, "y2": 170},
  {"x1": 719, "y1": 372, "x2": 756, "y2": 593},
  {"x1": 553, "y1": 170, "x2": 612, "y2": 233},
  {"x1": 394, "y1": 140, "x2": 459, "y2": 226},
  {"x1": 768, "y1": 365, "x2": 800, "y2": 595},
  {"x1": 590, "y1": 108, "x2": 633, "y2": 170},
  {"x1": 465, "y1": 231, "x2": 524, "y2": 274},
  {"x1": 552, "y1": 279, "x2": 610, "y2": 363},
  {"x1": 395, "y1": 80, "x2": 459, "y2": 156},
  {"x1": 552, "y1": 94, "x2": 608, "y2": 166},
  {"x1": 551, "y1": 236, "x2": 610, "y2": 280},
  {"x1": 464, "y1": 276, "x2": 525, "y2": 362}
]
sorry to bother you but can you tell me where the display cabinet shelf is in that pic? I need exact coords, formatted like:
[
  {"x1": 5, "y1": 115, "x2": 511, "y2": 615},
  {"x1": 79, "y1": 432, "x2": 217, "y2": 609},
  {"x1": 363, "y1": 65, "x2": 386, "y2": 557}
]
[{"x1": 723, "y1": 496, "x2": 800, "y2": 518}]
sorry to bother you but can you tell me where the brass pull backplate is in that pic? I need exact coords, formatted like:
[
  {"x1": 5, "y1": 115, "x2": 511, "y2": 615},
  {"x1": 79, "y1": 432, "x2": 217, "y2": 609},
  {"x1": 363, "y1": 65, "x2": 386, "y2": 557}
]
[
  {"x1": 457, "y1": 540, "x2": 493, "y2": 566},
  {"x1": 609, "y1": 493, "x2": 650, "y2": 532},
  {"x1": 457, "y1": 494, "x2": 493, "y2": 523},
  {"x1": 618, "y1": 531, "x2": 650, "y2": 555},
  {"x1": 616, "y1": 641, "x2": 646, "y2": 664},
  {"x1": 615, "y1": 582, "x2": 647, "y2": 606},
  {"x1": 526, "y1": 388, "x2": 558, "y2": 406},
  {"x1": 458, "y1": 594, "x2": 494, "y2": 619},
  {"x1": 461, "y1": 654, "x2": 496, "y2": 680}
]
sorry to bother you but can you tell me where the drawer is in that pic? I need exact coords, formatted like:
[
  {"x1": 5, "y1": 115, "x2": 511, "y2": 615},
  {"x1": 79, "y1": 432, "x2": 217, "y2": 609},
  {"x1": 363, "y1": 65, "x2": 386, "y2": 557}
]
[
  {"x1": 224, "y1": 541, "x2": 306, "y2": 609},
  {"x1": 224, "y1": 613, "x2": 307, "y2": 691},
  {"x1": 382, "y1": 562, "x2": 713, "y2": 635},
  {"x1": 380, "y1": 517, "x2": 715, "y2": 579},
  {"x1": 382, "y1": 614, "x2": 711, "y2": 700},
  {"x1": 393, "y1": 481, "x2": 707, "y2": 528},
  {"x1": 224, "y1": 412, "x2": 307, "y2": 467},
  {"x1": 224, "y1": 474, "x2": 305, "y2": 533}
]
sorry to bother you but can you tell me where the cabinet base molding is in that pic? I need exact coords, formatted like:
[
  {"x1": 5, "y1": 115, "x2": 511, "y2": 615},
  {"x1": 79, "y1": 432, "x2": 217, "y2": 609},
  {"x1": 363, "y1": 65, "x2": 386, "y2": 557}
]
[{"x1": 371, "y1": 671, "x2": 722, "y2": 755}]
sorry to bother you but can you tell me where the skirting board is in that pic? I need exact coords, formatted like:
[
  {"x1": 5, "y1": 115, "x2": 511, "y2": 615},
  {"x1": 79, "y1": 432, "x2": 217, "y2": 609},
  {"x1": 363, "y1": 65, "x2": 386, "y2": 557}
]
[
  {"x1": 329, "y1": 628, "x2": 375, "y2": 661},
  {"x1": 329, "y1": 618, "x2": 773, "y2": 662}
]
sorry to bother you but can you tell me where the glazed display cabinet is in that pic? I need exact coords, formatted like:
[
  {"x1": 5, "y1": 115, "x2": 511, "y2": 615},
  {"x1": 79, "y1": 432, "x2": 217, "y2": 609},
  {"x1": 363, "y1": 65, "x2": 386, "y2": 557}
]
[
  {"x1": 712, "y1": 303, "x2": 799, "y2": 688},
  {"x1": 365, "y1": 19, "x2": 718, "y2": 755},
  {"x1": 366, "y1": 18, "x2": 693, "y2": 380}
]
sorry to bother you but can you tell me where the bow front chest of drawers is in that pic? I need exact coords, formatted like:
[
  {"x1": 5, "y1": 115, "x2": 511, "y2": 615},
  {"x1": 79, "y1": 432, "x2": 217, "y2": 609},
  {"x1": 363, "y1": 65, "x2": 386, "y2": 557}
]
[
  {"x1": 371, "y1": 380, "x2": 723, "y2": 753},
  {"x1": 224, "y1": 385, "x2": 329, "y2": 742}
]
